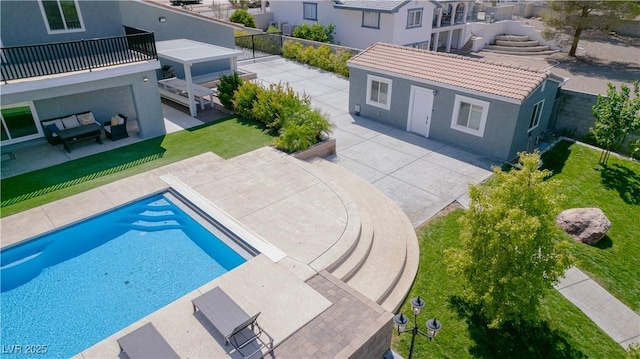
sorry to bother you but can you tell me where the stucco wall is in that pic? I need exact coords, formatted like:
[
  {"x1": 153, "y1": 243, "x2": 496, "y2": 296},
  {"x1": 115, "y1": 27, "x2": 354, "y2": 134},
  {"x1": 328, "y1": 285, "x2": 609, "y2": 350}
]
[
  {"x1": 509, "y1": 80, "x2": 561, "y2": 159},
  {"x1": 2, "y1": 69, "x2": 165, "y2": 139},
  {"x1": 0, "y1": 1, "x2": 124, "y2": 46},
  {"x1": 553, "y1": 89, "x2": 598, "y2": 139},
  {"x1": 348, "y1": 67, "x2": 525, "y2": 161}
]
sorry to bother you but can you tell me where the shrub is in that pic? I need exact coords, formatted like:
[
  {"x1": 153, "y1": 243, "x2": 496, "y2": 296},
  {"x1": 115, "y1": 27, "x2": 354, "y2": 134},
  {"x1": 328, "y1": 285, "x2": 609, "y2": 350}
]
[
  {"x1": 274, "y1": 122, "x2": 317, "y2": 153},
  {"x1": 281, "y1": 40, "x2": 351, "y2": 77},
  {"x1": 282, "y1": 40, "x2": 304, "y2": 61},
  {"x1": 232, "y1": 81, "x2": 263, "y2": 120},
  {"x1": 274, "y1": 107, "x2": 334, "y2": 153},
  {"x1": 292, "y1": 23, "x2": 335, "y2": 43},
  {"x1": 252, "y1": 82, "x2": 309, "y2": 129},
  {"x1": 230, "y1": 81, "x2": 333, "y2": 153},
  {"x1": 217, "y1": 72, "x2": 243, "y2": 110},
  {"x1": 332, "y1": 49, "x2": 352, "y2": 77},
  {"x1": 229, "y1": 9, "x2": 256, "y2": 28},
  {"x1": 266, "y1": 25, "x2": 280, "y2": 34}
]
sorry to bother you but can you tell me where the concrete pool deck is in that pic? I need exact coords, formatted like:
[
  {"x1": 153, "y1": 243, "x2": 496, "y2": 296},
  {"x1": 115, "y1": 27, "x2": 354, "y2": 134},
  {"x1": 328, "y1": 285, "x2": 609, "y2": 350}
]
[{"x1": 1, "y1": 147, "x2": 406, "y2": 358}]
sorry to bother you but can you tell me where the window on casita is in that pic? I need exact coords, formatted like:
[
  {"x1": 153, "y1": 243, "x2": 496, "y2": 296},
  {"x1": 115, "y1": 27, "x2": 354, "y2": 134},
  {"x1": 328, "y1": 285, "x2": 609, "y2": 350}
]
[
  {"x1": 362, "y1": 11, "x2": 380, "y2": 29},
  {"x1": 366, "y1": 75, "x2": 392, "y2": 110},
  {"x1": 39, "y1": 0, "x2": 85, "y2": 33},
  {"x1": 451, "y1": 95, "x2": 489, "y2": 137},
  {"x1": 303, "y1": 2, "x2": 317, "y2": 21},
  {"x1": 407, "y1": 8, "x2": 423, "y2": 28},
  {"x1": 528, "y1": 100, "x2": 544, "y2": 131}
]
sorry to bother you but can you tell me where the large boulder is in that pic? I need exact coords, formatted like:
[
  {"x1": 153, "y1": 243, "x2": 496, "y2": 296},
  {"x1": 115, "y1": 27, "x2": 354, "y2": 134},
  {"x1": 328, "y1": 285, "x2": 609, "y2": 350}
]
[{"x1": 556, "y1": 208, "x2": 611, "y2": 245}]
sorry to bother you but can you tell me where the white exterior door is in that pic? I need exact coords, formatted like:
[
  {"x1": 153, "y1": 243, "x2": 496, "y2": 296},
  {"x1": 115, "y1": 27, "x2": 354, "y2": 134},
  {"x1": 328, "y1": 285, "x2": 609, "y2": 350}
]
[{"x1": 407, "y1": 86, "x2": 434, "y2": 137}]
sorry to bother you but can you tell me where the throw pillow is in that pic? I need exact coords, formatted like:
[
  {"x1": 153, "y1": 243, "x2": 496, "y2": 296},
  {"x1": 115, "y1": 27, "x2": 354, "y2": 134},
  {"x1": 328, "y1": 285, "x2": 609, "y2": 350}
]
[
  {"x1": 45, "y1": 123, "x2": 60, "y2": 136},
  {"x1": 61, "y1": 115, "x2": 80, "y2": 129},
  {"x1": 77, "y1": 112, "x2": 95, "y2": 125},
  {"x1": 111, "y1": 116, "x2": 120, "y2": 126}
]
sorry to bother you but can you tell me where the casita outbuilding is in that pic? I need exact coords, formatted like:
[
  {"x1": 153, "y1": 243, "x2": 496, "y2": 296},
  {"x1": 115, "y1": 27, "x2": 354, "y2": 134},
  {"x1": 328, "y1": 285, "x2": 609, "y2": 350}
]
[{"x1": 347, "y1": 43, "x2": 566, "y2": 161}]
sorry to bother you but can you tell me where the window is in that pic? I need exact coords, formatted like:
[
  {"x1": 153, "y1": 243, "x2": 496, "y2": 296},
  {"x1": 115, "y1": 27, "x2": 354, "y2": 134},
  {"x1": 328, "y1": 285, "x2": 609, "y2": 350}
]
[
  {"x1": 362, "y1": 11, "x2": 380, "y2": 29},
  {"x1": 528, "y1": 100, "x2": 544, "y2": 131},
  {"x1": 39, "y1": 0, "x2": 84, "y2": 33},
  {"x1": 366, "y1": 75, "x2": 392, "y2": 110},
  {"x1": 407, "y1": 8, "x2": 423, "y2": 28},
  {"x1": 450, "y1": 95, "x2": 489, "y2": 137},
  {"x1": 303, "y1": 2, "x2": 317, "y2": 21}
]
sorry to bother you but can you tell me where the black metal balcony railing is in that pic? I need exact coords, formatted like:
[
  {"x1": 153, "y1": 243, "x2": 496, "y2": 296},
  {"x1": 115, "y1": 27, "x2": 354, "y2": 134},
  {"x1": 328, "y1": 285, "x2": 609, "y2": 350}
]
[{"x1": 0, "y1": 27, "x2": 157, "y2": 83}]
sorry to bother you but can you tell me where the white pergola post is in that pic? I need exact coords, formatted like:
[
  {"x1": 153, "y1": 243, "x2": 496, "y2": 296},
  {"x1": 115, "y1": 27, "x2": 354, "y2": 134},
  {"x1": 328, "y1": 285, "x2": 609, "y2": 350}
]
[{"x1": 184, "y1": 63, "x2": 197, "y2": 117}]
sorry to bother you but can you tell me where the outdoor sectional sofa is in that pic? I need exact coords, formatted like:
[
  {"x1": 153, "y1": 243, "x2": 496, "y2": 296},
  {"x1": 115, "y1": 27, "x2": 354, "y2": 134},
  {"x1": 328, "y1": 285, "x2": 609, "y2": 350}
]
[{"x1": 41, "y1": 111, "x2": 103, "y2": 153}]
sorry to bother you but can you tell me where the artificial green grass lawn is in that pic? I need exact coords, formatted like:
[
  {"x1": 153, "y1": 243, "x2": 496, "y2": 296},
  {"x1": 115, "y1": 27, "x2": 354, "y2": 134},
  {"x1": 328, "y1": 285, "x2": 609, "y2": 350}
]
[
  {"x1": 393, "y1": 209, "x2": 626, "y2": 359},
  {"x1": 542, "y1": 141, "x2": 640, "y2": 312},
  {"x1": 0, "y1": 117, "x2": 276, "y2": 217}
]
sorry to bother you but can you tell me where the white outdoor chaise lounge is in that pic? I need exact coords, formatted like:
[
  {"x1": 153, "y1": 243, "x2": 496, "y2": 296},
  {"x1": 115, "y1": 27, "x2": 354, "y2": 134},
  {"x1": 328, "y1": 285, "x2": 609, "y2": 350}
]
[
  {"x1": 192, "y1": 287, "x2": 274, "y2": 359},
  {"x1": 117, "y1": 322, "x2": 179, "y2": 359}
]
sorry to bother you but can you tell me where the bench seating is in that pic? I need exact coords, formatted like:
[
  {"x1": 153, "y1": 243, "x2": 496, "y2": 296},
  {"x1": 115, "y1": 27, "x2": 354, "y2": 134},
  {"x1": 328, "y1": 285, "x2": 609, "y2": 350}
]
[
  {"x1": 40, "y1": 111, "x2": 103, "y2": 152},
  {"x1": 158, "y1": 87, "x2": 202, "y2": 108}
]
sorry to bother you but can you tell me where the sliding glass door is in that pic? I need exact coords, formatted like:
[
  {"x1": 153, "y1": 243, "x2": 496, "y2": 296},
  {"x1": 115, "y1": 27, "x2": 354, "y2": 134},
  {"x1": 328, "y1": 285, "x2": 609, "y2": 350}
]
[{"x1": 1, "y1": 102, "x2": 42, "y2": 144}]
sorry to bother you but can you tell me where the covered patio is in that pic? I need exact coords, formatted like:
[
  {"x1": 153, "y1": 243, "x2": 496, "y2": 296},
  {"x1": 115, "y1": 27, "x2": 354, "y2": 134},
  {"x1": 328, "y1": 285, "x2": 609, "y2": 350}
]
[{"x1": 155, "y1": 39, "x2": 243, "y2": 117}]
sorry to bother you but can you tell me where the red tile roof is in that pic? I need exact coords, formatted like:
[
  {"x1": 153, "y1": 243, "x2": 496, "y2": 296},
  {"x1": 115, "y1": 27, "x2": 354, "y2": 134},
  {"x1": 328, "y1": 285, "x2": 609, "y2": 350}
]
[{"x1": 348, "y1": 43, "x2": 552, "y2": 102}]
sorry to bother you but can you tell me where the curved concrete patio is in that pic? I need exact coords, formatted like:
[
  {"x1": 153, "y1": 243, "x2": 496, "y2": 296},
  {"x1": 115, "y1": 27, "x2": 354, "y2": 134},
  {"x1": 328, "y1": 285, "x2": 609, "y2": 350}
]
[{"x1": 1, "y1": 146, "x2": 416, "y2": 358}]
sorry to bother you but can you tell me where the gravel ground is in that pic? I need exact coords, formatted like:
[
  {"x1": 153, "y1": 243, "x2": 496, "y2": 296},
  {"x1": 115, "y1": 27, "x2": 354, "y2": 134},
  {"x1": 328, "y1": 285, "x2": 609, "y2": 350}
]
[{"x1": 472, "y1": 18, "x2": 640, "y2": 95}]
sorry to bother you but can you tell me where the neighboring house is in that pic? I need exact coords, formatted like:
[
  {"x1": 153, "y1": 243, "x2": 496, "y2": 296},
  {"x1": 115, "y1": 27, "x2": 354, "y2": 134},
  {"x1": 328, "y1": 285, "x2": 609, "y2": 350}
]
[
  {"x1": 0, "y1": 0, "x2": 241, "y2": 147},
  {"x1": 268, "y1": 0, "x2": 476, "y2": 51},
  {"x1": 347, "y1": 43, "x2": 565, "y2": 161}
]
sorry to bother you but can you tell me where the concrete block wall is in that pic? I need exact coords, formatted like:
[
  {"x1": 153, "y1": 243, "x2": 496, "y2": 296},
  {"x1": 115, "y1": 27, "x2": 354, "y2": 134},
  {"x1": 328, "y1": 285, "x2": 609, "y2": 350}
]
[{"x1": 553, "y1": 89, "x2": 598, "y2": 139}]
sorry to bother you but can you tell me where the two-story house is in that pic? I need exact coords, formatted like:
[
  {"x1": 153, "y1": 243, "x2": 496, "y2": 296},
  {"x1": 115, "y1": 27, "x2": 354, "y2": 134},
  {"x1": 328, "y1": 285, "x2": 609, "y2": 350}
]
[
  {"x1": 267, "y1": 0, "x2": 476, "y2": 51},
  {"x1": 1, "y1": 0, "x2": 242, "y2": 149},
  {"x1": 0, "y1": 0, "x2": 165, "y2": 147}
]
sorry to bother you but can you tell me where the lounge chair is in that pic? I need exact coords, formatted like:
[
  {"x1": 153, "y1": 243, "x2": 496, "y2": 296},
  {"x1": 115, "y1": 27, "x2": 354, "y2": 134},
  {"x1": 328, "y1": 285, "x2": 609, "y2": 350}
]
[
  {"x1": 192, "y1": 287, "x2": 274, "y2": 359},
  {"x1": 117, "y1": 322, "x2": 179, "y2": 359}
]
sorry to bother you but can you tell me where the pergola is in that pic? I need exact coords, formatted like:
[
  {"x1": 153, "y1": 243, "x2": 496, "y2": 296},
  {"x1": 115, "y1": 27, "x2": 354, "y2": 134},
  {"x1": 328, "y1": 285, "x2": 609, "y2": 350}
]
[{"x1": 155, "y1": 39, "x2": 243, "y2": 117}]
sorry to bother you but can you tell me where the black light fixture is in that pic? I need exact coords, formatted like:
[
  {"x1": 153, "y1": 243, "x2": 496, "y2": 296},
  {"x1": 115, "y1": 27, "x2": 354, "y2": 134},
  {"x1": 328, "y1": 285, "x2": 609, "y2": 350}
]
[{"x1": 393, "y1": 296, "x2": 441, "y2": 359}]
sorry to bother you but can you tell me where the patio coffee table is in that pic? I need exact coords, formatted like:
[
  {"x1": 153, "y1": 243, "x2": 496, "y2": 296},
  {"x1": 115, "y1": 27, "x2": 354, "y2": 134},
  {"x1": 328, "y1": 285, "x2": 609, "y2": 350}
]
[{"x1": 57, "y1": 123, "x2": 102, "y2": 153}]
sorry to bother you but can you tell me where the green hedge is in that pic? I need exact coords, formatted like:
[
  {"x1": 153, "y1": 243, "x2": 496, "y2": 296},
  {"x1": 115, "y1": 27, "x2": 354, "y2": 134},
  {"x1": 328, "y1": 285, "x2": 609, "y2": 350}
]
[
  {"x1": 229, "y1": 79, "x2": 334, "y2": 152},
  {"x1": 282, "y1": 40, "x2": 351, "y2": 77}
]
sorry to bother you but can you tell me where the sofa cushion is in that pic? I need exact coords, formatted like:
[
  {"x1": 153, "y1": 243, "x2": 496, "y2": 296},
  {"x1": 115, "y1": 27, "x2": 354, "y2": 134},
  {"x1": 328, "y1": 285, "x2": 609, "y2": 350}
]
[
  {"x1": 61, "y1": 115, "x2": 80, "y2": 129},
  {"x1": 42, "y1": 119, "x2": 64, "y2": 132},
  {"x1": 44, "y1": 124, "x2": 60, "y2": 137},
  {"x1": 77, "y1": 112, "x2": 96, "y2": 125}
]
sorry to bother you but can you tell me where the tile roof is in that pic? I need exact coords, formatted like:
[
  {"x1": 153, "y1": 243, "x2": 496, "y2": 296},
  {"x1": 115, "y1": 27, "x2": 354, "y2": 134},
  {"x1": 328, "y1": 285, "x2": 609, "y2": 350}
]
[
  {"x1": 333, "y1": 0, "x2": 409, "y2": 13},
  {"x1": 348, "y1": 43, "x2": 551, "y2": 102}
]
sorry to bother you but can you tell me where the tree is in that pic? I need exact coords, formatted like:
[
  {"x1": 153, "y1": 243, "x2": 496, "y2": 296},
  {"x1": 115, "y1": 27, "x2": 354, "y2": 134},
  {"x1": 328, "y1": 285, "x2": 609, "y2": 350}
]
[
  {"x1": 541, "y1": 1, "x2": 640, "y2": 57},
  {"x1": 590, "y1": 81, "x2": 640, "y2": 165},
  {"x1": 229, "y1": 9, "x2": 256, "y2": 28},
  {"x1": 446, "y1": 151, "x2": 572, "y2": 328}
]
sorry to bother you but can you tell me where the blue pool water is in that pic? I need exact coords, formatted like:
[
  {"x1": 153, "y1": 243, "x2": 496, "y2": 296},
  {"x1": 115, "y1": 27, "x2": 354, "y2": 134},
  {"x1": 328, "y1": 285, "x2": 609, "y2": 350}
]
[{"x1": 0, "y1": 194, "x2": 248, "y2": 358}]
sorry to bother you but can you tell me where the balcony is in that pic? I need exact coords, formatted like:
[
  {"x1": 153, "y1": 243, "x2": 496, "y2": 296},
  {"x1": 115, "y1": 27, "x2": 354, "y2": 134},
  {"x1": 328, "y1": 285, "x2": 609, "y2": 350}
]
[{"x1": 1, "y1": 27, "x2": 157, "y2": 83}]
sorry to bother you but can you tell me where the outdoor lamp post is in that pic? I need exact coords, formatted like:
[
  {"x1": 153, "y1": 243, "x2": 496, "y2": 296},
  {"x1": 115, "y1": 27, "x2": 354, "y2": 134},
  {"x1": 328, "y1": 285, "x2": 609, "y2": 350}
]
[{"x1": 393, "y1": 296, "x2": 442, "y2": 359}]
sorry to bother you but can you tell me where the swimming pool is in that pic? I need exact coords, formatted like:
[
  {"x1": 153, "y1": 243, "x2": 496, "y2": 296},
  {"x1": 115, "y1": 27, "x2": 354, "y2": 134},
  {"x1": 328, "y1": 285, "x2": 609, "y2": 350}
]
[{"x1": 0, "y1": 193, "x2": 252, "y2": 358}]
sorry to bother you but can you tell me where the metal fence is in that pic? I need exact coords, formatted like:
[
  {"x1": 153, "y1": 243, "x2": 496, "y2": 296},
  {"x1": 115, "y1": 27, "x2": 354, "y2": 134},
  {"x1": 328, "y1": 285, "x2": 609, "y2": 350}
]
[
  {"x1": 1, "y1": 27, "x2": 156, "y2": 83},
  {"x1": 234, "y1": 33, "x2": 282, "y2": 61}
]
